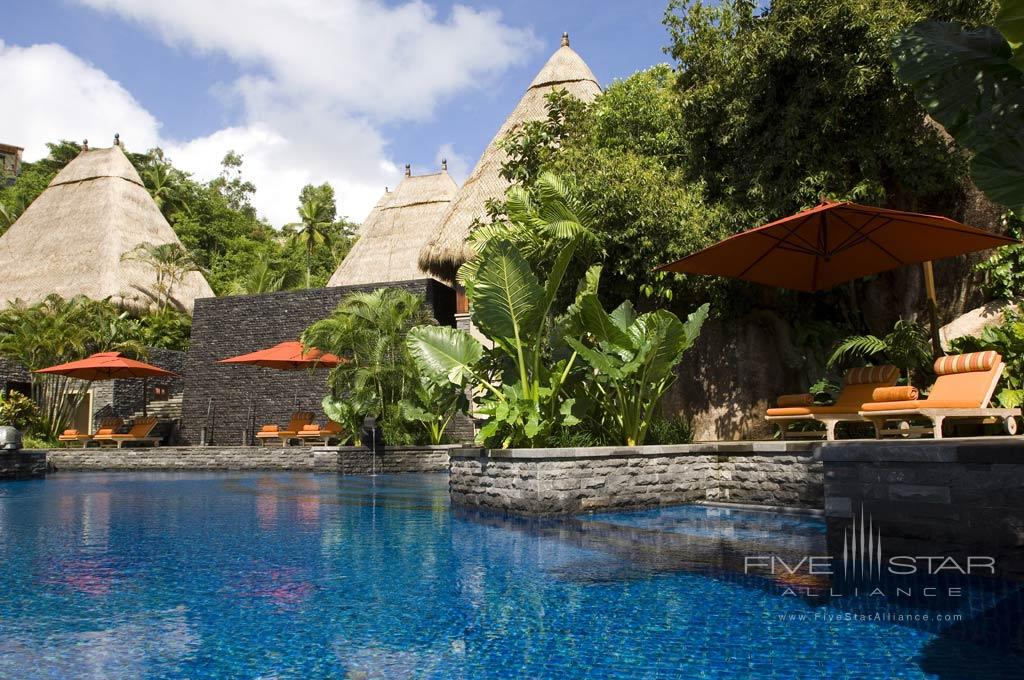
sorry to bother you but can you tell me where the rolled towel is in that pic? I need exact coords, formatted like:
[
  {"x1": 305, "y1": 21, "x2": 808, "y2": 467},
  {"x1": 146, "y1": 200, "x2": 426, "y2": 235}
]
[
  {"x1": 776, "y1": 393, "x2": 813, "y2": 407},
  {"x1": 301, "y1": 424, "x2": 320, "y2": 432},
  {"x1": 62, "y1": 429, "x2": 79, "y2": 437},
  {"x1": 260, "y1": 424, "x2": 280, "y2": 433},
  {"x1": 871, "y1": 386, "x2": 919, "y2": 402}
]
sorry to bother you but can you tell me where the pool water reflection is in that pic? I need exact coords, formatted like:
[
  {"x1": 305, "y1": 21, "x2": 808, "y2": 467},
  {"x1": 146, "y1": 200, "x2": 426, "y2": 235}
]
[{"x1": 0, "y1": 472, "x2": 1020, "y2": 678}]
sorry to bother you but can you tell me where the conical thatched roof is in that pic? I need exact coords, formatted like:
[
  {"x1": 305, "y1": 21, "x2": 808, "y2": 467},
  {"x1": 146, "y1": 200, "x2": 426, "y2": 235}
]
[
  {"x1": 0, "y1": 144, "x2": 214, "y2": 312},
  {"x1": 328, "y1": 167, "x2": 458, "y2": 286},
  {"x1": 418, "y1": 33, "x2": 601, "y2": 282}
]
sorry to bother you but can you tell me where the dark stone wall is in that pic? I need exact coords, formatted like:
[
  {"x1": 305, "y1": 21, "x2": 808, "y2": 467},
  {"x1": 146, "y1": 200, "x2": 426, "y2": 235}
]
[
  {"x1": 0, "y1": 359, "x2": 31, "y2": 396},
  {"x1": 179, "y1": 279, "x2": 457, "y2": 445},
  {"x1": 91, "y1": 348, "x2": 186, "y2": 419}
]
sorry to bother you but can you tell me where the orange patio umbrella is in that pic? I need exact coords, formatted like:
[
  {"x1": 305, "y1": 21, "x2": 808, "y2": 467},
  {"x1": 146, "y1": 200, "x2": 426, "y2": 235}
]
[
  {"x1": 217, "y1": 341, "x2": 343, "y2": 370},
  {"x1": 658, "y1": 200, "x2": 1019, "y2": 352},
  {"x1": 217, "y1": 342, "x2": 344, "y2": 435},
  {"x1": 35, "y1": 351, "x2": 177, "y2": 416}
]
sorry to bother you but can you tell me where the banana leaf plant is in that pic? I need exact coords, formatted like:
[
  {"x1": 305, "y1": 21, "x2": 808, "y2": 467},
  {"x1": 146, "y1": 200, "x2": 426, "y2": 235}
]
[
  {"x1": 397, "y1": 374, "x2": 469, "y2": 445},
  {"x1": 407, "y1": 240, "x2": 585, "y2": 448},
  {"x1": 564, "y1": 297, "x2": 708, "y2": 446},
  {"x1": 407, "y1": 173, "x2": 596, "y2": 448}
]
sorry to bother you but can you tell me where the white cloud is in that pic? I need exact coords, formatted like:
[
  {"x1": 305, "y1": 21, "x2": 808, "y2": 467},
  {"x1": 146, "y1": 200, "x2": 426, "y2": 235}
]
[
  {"x1": 0, "y1": 40, "x2": 161, "y2": 159},
  {"x1": 435, "y1": 142, "x2": 470, "y2": 185},
  {"x1": 74, "y1": 0, "x2": 535, "y2": 121},
  {"x1": 3, "y1": 2, "x2": 537, "y2": 225}
]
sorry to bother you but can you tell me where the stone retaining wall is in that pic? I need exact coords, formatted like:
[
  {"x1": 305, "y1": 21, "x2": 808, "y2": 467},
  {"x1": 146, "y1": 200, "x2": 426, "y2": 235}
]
[
  {"x1": 46, "y1": 445, "x2": 455, "y2": 474},
  {"x1": 0, "y1": 451, "x2": 46, "y2": 479},
  {"x1": 449, "y1": 442, "x2": 821, "y2": 515},
  {"x1": 821, "y1": 438, "x2": 1024, "y2": 578}
]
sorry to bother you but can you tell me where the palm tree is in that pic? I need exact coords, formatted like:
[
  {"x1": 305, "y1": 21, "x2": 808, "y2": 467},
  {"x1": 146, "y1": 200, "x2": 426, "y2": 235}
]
[
  {"x1": 286, "y1": 197, "x2": 333, "y2": 287},
  {"x1": 227, "y1": 260, "x2": 302, "y2": 295},
  {"x1": 827, "y1": 319, "x2": 933, "y2": 383},
  {"x1": 302, "y1": 288, "x2": 434, "y2": 439},
  {"x1": 121, "y1": 242, "x2": 204, "y2": 312}
]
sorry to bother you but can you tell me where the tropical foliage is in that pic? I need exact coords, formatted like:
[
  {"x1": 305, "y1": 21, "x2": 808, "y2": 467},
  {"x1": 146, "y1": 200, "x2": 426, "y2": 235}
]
[
  {"x1": 0, "y1": 295, "x2": 148, "y2": 438},
  {"x1": 950, "y1": 308, "x2": 1024, "y2": 408},
  {"x1": 566, "y1": 292, "x2": 708, "y2": 445},
  {"x1": 0, "y1": 390, "x2": 42, "y2": 433},
  {"x1": 303, "y1": 288, "x2": 465, "y2": 445},
  {"x1": 893, "y1": 1, "x2": 1024, "y2": 214},
  {"x1": 121, "y1": 242, "x2": 205, "y2": 312},
  {"x1": 408, "y1": 174, "x2": 707, "y2": 447},
  {"x1": 827, "y1": 319, "x2": 933, "y2": 383}
]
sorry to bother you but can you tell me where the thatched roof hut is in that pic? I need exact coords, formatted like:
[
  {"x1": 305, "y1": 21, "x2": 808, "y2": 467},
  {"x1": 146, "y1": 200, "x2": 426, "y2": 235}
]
[
  {"x1": 328, "y1": 164, "x2": 458, "y2": 286},
  {"x1": 0, "y1": 143, "x2": 214, "y2": 313},
  {"x1": 418, "y1": 33, "x2": 601, "y2": 282}
]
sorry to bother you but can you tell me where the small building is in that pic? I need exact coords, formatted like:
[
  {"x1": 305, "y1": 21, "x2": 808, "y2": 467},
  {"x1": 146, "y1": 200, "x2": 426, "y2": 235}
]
[
  {"x1": 0, "y1": 141, "x2": 214, "y2": 312},
  {"x1": 0, "y1": 143, "x2": 23, "y2": 185},
  {"x1": 328, "y1": 163, "x2": 458, "y2": 286}
]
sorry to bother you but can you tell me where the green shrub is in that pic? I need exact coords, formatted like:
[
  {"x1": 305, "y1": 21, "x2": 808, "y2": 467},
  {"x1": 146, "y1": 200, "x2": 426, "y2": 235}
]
[{"x1": 0, "y1": 390, "x2": 41, "y2": 433}]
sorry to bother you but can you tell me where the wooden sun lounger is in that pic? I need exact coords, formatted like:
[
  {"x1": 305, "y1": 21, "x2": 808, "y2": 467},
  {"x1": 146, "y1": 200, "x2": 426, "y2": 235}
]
[
  {"x1": 255, "y1": 412, "x2": 315, "y2": 446},
  {"x1": 94, "y1": 416, "x2": 161, "y2": 448},
  {"x1": 296, "y1": 420, "x2": 345, "y2": 445},
  {"x1": 59, "y1": 417, "x2": 124, "y2": 448},
  {"x1": 765, "y1": 365, "x2": 899, "y2": 441},
  {"x1": 860, "y1": 351, "x2": 1022, "y2": 439}
]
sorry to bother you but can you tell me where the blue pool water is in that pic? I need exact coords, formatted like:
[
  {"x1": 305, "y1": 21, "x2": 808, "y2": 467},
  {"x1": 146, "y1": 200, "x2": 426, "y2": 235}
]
[{"x1": 0, "y1": 472, "x2": 1021, "y2": 679}]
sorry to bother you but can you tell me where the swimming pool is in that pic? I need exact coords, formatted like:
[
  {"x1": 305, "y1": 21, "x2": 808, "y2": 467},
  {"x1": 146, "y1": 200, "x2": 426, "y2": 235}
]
[{"x1": 0, "y1": 472, "x2": 1020, "y2": 678}]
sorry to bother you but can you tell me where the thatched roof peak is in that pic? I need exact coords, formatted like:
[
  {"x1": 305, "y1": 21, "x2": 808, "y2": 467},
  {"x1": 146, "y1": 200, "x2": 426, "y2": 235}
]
[
  {"x1": 529, "y1": 36, "x2": 598, "y2": 90},
  {"x1": 49, "y1": 144, "x2": 143, "y2": 188},
  {"x1": 327, "y1": 167, "x2": 458, "y2": 287},
  {"x1": 0, "y1": 144, "x2": 214, "y2": 313},
  {"x1": 417, "y1": 34, "x2": 601, "y2": 282}
]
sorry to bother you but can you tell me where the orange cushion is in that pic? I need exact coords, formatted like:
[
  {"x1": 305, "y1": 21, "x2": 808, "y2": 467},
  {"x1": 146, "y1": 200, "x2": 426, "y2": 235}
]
[
  {"x1": 301, "y1": 424, "x2": 320, "y2": 432},
  {"x1": 860, "y1": 400, "x2": 982, "y2": 412},
  {"x1": 95, "y1": 428, "x2": 114, "y2": 436},
  {"x1": 776, "y1": 393, "x2": 813, "y2": 407},
  {"x1": 872, "y1": 386, "x2": 918, "y2": 402},
  {"x1": 767, "y1": 405, "x2": 861, "y2": 416},
  {"x1": 934, "y1": 351, "x2": 999, "y2": 375},
  {"x1": 260, "y1": 425, "x2": 279, "y2": 432},
  {"x1": 62, "y1": 429, "x2": 79, "y2": 436}
]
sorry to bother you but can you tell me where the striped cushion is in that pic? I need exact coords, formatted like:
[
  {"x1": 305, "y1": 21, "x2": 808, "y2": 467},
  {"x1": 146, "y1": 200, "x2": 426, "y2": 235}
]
[
  {"x1": 933, "y1": 351, "x2": 999, "y2": 375},
  {"x1": 871, "y1": 386, "x2": 918, "y2": 402},
  {"x1": 845, "y1": 365, "x2": 898, "y2": 385},
  {"x1": 776, "y1": 393, "x2": 813, "y2": 407}
]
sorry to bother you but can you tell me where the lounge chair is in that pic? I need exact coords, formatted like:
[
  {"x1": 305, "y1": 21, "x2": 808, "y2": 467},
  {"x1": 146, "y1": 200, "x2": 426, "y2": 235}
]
[
  {"x1": 58, "y1": 417, "x2": 123, "y2": 448},
  {"x1": 860, "y1": 351, "x2": 1021, "y2": 438},
  {"x1": 95, "y1": 416, "x2": 161, "y2": 448},
  {"x1": 296, "y1": 420, "x2": 345, "y2": 446},
  {"x1": 766, "y1": 365, "x2": 899, "y2": 440},
  {"x1": 255, "y1": 412, "x2": 315, "y2": 446}
]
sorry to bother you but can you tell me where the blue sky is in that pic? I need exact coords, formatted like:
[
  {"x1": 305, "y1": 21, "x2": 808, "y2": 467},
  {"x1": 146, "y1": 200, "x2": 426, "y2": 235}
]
[{"x1": 0, "y1": 1, "x2": 673, "y2": 225}]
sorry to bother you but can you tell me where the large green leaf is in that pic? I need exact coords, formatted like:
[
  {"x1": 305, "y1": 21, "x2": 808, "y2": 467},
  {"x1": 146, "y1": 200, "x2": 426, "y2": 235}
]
[
  {"x1": 470, "y1": 242, "x2": 544, "y2": 343},
  {"x1": 633, "y1": 310, "x2": 690, "y2": 383},
  {"x1": 406, "y1": 326, "x2": 483, "y2": 387},
  {"x1": 579, "y1": 294, "x2": 634, "y2": 349},
  {"x1": 997, "y1": 0, "x2": 1024, "y2": 67},
  {"x1": 893, "y1": 21, "x2": 1024, "y2": 213}
]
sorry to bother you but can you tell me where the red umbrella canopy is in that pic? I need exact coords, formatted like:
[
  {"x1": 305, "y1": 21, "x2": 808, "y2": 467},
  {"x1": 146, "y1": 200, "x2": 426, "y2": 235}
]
[
  {"x1": 658, "y1": 201, "x2": 1018, "y2": 292},
  {"x1": 35, "y1": 352, "x2": 176, "y2": 381},
  {"x1": 217, "y1": 341, "x2": 344, "y2": 371}
]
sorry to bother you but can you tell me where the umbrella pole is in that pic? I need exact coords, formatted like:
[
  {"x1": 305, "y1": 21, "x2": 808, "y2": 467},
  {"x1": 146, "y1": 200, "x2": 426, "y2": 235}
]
[
  {"x1": 922, "y1": 261, "x2": 943, "y2": 358},
  {"x1": 142, "y1": 377, "x2": 148, "y2": 417}
]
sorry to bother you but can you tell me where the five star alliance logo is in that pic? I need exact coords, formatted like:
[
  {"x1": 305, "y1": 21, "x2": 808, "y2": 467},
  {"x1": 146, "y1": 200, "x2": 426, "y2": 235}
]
[{"x1": 841, "y1": 506, "x2": 883, "y2": 580}]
